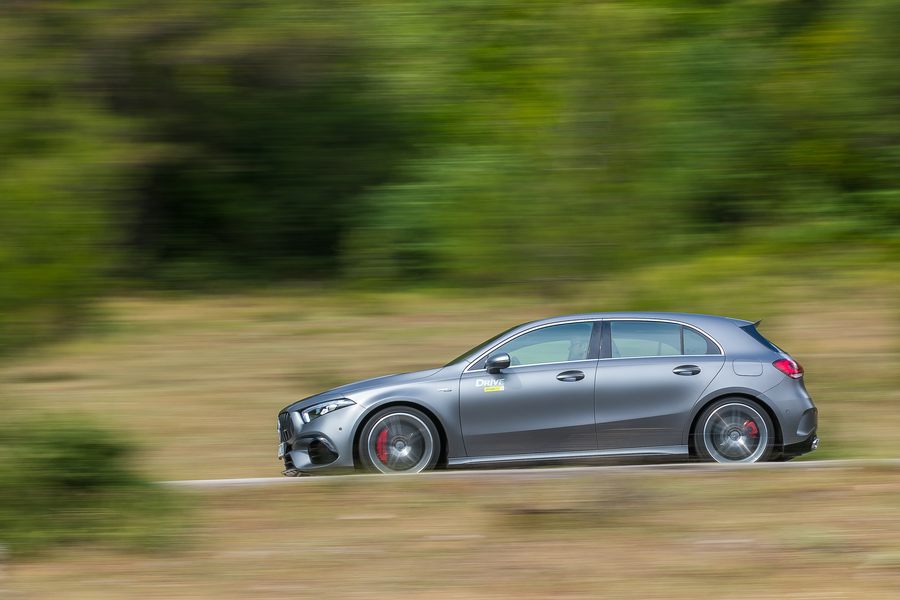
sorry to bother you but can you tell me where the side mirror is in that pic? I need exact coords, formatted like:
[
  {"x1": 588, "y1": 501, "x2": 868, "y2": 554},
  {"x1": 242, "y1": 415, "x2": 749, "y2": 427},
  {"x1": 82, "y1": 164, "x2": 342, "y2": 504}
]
[{"x1": 485, "y1": 353, "x2": 511, "y2": 374}]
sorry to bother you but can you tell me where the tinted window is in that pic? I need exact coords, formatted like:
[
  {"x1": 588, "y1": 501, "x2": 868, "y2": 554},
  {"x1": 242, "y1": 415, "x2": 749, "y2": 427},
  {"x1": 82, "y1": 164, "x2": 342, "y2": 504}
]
[
  {"x1": 611, "y1": 321, "x2": 681, "y2": 358},
  {"x1": 609, "y1": 321, "x2": 720, "y2": 358},
  {"x1": 494, "y1": 322, "x2": 593, "y2": 367},
  {"x1": 683, "y1": 327, "x2": 719, "y2": 355}
]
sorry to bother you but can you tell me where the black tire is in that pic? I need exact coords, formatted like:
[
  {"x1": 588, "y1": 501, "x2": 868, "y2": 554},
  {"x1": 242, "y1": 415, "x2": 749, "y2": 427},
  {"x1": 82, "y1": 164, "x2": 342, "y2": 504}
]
[
  {"x1": 694, "y1": 397, "x2": 775, "y2": 463},
  {"x1": 358, "y1": 406, "x2": 441, "y2": 474}
]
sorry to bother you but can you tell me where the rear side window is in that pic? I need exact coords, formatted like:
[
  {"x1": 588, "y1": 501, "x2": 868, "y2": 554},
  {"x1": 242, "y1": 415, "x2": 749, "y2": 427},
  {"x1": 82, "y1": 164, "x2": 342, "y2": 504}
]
[
  {"x1": 611, "y1": 321, "x2": 680, "y2": 357},
  {"x1": 740, "y1": 324, "x2": 783, "y2": 353},
  {"x1": 610, "y1": 321, "x2": 720, "y2": 358}
]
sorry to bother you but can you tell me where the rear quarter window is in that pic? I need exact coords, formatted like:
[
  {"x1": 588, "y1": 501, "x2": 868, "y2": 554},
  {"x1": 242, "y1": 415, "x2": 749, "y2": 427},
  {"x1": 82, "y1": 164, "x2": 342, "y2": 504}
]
[{"x1": 683, "y1": 327, "x2": 719, "y2": 355}]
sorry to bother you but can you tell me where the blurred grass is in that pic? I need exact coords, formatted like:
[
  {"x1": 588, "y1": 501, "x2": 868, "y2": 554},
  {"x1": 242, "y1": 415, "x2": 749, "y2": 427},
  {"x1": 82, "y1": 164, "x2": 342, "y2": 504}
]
[
  {"x1": 0, "y1": 255, "x2": 896, "y2": 480},
  {"x1": 7, "y1": 466, "x2": 900, "y2": 598},
  {"x1": 0, "y1": 419, "x2": 186, "y2": 557}
]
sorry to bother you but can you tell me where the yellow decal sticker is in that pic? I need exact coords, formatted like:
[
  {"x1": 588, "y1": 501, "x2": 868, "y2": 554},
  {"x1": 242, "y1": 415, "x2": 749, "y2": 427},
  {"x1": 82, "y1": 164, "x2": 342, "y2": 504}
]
[{"x1": 476, "y1": 378, "x2": 505, "y2": 392}]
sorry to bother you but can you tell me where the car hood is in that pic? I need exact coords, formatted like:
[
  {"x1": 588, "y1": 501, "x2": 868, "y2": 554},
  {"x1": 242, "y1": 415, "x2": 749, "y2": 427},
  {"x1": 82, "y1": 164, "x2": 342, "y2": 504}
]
[{"x1": 280, "y1": 367, "x2": 443, "y2": 413}]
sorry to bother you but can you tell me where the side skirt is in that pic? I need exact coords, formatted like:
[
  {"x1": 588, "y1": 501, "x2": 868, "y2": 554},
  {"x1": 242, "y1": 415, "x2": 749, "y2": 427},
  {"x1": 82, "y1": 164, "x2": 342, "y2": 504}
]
[{"x1": 447, "y1": 445, "x2": 689, "y2": 467}]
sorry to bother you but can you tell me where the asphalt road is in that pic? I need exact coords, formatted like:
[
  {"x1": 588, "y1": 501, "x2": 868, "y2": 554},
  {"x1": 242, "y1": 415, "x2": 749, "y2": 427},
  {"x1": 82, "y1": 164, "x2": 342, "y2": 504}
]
[{"x1": 163, "y1": 458, "x2": 900, "y2": 489}]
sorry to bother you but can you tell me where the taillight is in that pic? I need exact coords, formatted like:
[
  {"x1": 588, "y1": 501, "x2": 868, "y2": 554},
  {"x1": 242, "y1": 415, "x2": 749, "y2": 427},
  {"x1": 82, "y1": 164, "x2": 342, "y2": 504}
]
[{"x1": 773, "y1": 358, "x2": 803, "y2": 379}]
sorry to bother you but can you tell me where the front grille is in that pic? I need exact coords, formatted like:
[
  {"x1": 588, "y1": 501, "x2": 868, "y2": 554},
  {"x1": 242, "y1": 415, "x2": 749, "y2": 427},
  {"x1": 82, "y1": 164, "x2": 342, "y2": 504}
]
[{"x1": 278, "y1": 412, "x2": 294, "y2": 442}]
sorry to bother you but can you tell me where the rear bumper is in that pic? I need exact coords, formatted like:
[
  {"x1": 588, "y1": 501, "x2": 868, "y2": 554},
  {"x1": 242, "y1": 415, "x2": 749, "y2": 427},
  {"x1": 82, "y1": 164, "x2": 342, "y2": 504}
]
[
  {"x1": 781, "y1": 430, "x2": 819, "y2": 458},
  {"x1": 761, "y1": 378, "x2": 817, "y2": 447}
]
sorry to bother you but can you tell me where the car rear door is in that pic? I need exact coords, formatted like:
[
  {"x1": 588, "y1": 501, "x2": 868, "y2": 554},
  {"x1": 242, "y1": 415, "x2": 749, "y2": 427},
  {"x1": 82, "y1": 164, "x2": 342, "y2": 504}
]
[
  {"x1": 459, "y1": 321, "x2": 600, "y2": 457},
  {"x1": 594, "y1": 320, "x2": 725, "y2": 450}
]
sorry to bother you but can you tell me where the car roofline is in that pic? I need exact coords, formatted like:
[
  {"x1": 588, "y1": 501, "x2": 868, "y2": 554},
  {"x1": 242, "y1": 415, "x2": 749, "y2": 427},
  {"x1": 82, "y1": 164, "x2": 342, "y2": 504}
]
[
  {"x1": 522, "y1": 312, "x2": 754, "y2": 328},
  {"x1": 452, "y1": 312, "x2": 752, "y2": 365}
]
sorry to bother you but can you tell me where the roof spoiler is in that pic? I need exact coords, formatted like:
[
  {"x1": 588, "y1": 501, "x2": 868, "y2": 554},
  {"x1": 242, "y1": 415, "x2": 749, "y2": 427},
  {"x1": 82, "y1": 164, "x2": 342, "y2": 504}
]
[{"x1": 752, "y1": 319, "x2": 762, "y2": 327}]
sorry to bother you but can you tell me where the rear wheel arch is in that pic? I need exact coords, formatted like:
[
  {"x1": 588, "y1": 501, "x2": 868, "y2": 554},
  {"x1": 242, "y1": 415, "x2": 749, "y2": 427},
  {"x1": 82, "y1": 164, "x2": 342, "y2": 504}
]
[
  {"x1": 687, "y1": 392, "x2": 783, "y2": 457},
  {"x1": 351, "y1": 400, "x2": 448, "y2": 470}
]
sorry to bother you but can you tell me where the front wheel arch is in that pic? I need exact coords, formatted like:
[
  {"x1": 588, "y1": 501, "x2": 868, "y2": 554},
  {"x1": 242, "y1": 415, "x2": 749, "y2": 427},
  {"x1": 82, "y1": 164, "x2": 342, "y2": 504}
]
[
  {"x1": 351, "y1": 401, "x2": 448, "y2": 470},
  {"x1": 687, "y1": 393, "x2": 783, "y2": 458}
]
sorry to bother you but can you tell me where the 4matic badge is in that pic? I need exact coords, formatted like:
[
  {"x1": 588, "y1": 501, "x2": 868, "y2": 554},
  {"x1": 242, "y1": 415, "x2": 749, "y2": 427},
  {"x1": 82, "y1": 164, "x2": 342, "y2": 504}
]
[{"x1": 476, "y1": 378, "x2": 505, "y2": 393}]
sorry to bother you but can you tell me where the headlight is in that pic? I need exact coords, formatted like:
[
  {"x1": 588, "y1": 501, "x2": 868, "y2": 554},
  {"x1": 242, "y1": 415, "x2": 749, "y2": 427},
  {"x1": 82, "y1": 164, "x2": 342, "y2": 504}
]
[{"x1": 301, "y1": 398, "x2": 355, "y2": 423}]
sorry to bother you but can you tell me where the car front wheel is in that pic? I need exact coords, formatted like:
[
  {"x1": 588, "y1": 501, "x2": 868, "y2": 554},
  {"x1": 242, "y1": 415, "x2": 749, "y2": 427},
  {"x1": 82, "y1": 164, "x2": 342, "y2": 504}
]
[
  {"x1": 358, "y1": 407, "x2": 440, "y2": 474},
  {"x1": 695, "y1": 398, "x2": 774, "y2": 463}
]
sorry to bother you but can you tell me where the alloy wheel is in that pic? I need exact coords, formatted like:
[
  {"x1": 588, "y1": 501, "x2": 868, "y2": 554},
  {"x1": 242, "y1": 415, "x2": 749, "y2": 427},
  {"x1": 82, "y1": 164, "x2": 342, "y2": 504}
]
[
  {"x1": 702, "y1": 402, "x2": 769, "y2": 463},
  {"x1": 366, "y1": 412, "x2": 435, "y2": 474}
]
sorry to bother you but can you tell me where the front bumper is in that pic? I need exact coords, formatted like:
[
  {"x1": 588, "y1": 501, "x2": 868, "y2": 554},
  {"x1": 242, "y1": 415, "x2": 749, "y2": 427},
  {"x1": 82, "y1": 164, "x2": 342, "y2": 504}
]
[{"x1": 277, "y1": 405, "x2": 361, "y2": 475}]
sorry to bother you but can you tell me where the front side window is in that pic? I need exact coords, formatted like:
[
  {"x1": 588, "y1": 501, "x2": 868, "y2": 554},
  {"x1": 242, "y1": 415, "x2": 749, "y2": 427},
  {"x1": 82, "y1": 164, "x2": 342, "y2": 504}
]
[
  {"x1": 610, "y1": 321, "x2": 719, "y2": 358},
  {"x1": 490, "y1": 322, "x2": 594, "y2": 367}
]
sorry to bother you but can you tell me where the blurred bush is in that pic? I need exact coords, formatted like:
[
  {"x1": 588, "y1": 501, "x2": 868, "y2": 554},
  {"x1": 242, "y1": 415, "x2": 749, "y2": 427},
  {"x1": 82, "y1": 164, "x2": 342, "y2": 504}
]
[{"x1": 0, "y1": 417, "x2": 184, "y2": 556}]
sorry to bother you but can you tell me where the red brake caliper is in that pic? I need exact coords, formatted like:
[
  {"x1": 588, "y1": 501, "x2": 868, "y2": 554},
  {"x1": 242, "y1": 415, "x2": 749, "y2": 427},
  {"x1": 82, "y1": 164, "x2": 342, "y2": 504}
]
[
  {"x1": 376, "y1": 427, "x2": 389, "y2": 463},
  {"x1": 743, "y1": 419, "x2": 759, "y2": 438}
]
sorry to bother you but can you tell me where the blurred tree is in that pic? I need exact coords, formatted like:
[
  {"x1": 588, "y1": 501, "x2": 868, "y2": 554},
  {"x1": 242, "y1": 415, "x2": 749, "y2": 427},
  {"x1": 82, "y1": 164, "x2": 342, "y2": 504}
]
[
  {"x1": 0, "y1": 12, "x2": 129, "y2": 353},
  {"x1": 0, "y1": 0, "x2": 897, "y2": 300},
  {"x1": 75, "y1": 2, "x2": 416, "y2": 282}
]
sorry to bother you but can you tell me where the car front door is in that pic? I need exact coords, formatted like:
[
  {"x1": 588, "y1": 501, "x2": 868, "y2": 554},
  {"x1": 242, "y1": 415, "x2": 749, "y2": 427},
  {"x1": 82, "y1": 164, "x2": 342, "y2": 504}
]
[
  {"x1": 594, "y1": 320, "x2": 725, "y2": 450},
  {"x1": 459, "y1": 321, "x2": 600, "y2": 457}
]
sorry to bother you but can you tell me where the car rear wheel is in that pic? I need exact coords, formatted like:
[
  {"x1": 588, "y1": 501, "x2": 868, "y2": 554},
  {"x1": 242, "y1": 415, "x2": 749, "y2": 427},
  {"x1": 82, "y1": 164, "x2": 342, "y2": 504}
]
[
  {"x1": 695, "y1": 398, "x2": 774, "y2": 463},
  {"x1": 358, "y1": 407, "x2": 440, "y2": 474}
]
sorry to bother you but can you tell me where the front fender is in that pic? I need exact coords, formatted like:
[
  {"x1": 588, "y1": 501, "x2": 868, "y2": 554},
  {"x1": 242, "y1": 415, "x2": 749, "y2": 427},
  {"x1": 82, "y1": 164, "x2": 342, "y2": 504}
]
[{"x1": 351, "y1": 388, "x2": 465, "y2": 462}]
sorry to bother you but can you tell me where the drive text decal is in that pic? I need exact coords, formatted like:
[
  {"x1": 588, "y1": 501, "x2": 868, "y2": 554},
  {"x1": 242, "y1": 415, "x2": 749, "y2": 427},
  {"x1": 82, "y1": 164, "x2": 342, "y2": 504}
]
[{"x1": 476, "y1": 378, "x2": 505, "y2": 392}]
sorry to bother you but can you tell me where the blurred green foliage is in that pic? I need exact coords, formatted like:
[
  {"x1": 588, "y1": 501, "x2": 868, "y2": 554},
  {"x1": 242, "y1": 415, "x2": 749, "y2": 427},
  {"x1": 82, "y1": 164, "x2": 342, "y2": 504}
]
[
  {"x1": 0, "y1": 417, "x2": 183, "y2": 556},
  {"x1": 1, "y1": 0, "x2": 899, "y2": 347},
  {"x1": 0, "y1": 13, "x2": 129, "y2": 352}
]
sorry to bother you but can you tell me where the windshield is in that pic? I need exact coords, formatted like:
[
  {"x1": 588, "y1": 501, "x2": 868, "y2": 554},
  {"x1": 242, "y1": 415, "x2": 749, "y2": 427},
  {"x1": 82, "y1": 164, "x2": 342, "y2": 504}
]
[{"x1": 444, "y1": 325, "x2": 520, "y2": 366}]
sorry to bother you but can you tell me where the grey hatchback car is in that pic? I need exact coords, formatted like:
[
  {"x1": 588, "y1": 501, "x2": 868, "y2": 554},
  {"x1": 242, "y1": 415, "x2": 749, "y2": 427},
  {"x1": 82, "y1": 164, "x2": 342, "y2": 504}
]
[{"x1": 277, "y1": 312, "x2": 818, "y2": 475}]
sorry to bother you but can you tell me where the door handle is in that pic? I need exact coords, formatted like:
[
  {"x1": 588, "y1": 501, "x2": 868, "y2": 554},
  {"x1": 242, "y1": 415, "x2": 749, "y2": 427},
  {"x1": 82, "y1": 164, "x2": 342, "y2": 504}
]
[
  {"x1": 673, "y1": 365, "x2": 701, "y2": 376},
  {"x1": 556, "y1": 370, "x2": 585, "y2": 382}
]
